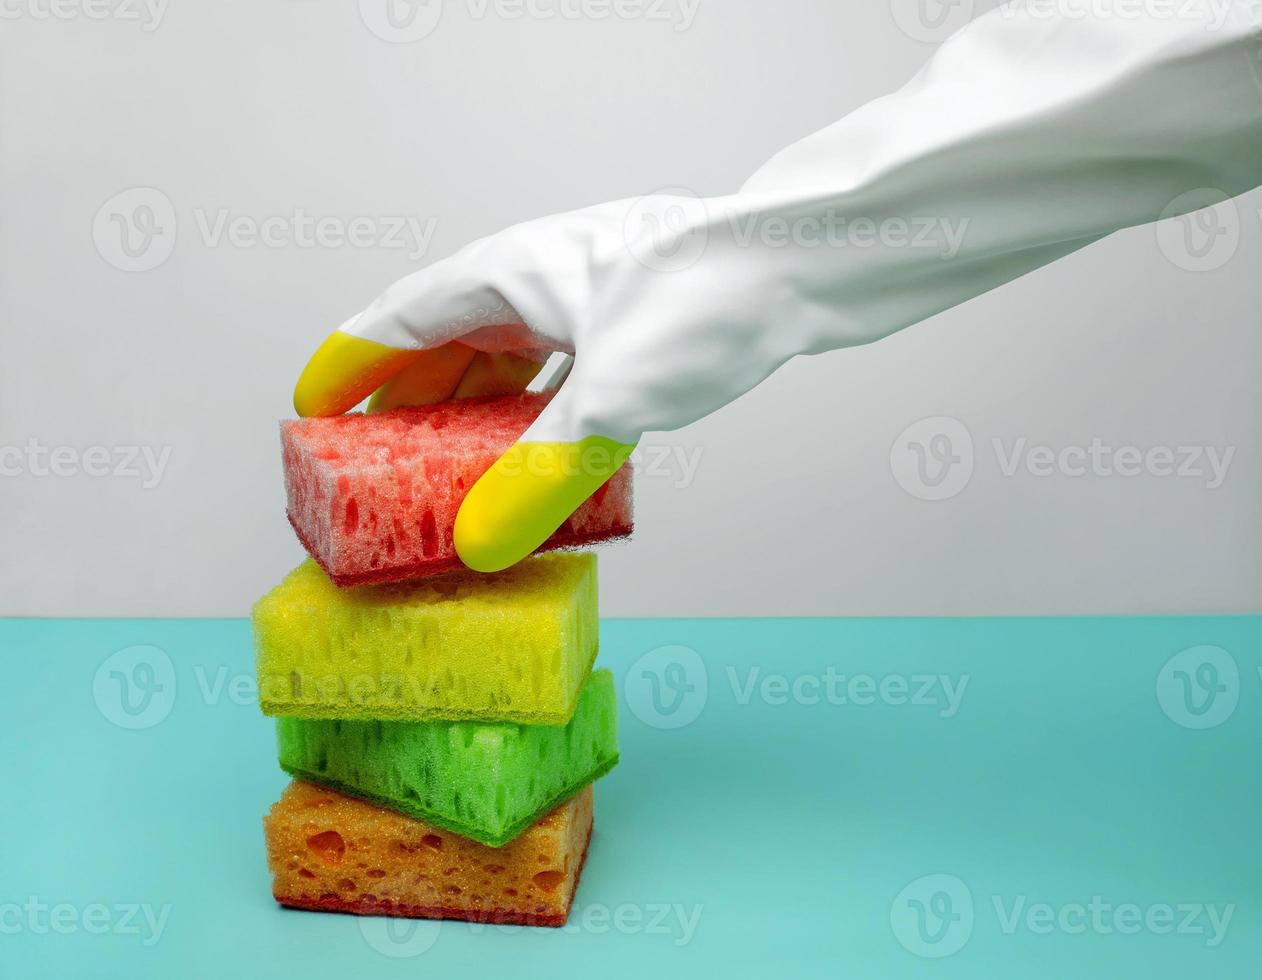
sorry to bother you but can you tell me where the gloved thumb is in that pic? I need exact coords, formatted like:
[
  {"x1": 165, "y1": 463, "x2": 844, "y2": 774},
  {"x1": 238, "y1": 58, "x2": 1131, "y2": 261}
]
[{"x1": 454, "y1": 381, "x2": 635, "y2": 573}]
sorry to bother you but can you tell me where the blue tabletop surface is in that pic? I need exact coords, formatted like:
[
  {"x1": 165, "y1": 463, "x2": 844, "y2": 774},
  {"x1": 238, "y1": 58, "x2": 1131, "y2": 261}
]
[{"x1": 2, "y1": 616, "x2": 1260, "y2": 978}]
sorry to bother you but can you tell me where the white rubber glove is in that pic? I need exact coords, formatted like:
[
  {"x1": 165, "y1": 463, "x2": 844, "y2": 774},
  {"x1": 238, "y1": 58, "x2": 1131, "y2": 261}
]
[{"x1": 296, "y1": 1, "x2": 1262, "y2": 572}]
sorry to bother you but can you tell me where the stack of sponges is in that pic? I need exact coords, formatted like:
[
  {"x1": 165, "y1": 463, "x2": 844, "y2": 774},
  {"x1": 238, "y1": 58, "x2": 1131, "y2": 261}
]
[{"x1": 254, "y1": 391, "x2": 631, "y2": 927}]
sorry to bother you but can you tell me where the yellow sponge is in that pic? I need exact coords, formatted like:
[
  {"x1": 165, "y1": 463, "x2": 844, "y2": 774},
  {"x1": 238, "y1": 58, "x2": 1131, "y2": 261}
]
[{"x1": 253, "y1": 553, "x2": 598, "y2": 724}]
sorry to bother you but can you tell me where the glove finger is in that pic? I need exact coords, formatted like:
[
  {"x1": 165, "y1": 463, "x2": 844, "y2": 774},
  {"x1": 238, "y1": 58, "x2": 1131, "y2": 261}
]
[
  {"x1": 364, "y1": 345, "x2": 547, "y2": 412},
  {"x1": 453, "y1": 381, "x2": 636, "y2": 573},
  {"x1": 360, "y1": 342, "x2": 474, "y2": 413},
  {"x1": 451, "y1": 349, "x2": 548, "y2": 400},
  {"x1": 293, "y1": 248, "x2": 534, "y2": 417},
  {"x1": 293, "y1": 323, "x2": 426, "y2": 417}
]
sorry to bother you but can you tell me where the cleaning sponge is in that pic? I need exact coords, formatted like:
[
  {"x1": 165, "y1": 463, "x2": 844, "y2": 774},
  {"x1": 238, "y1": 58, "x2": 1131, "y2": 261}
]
[
  {"x1": 276, "y1": 670, "x2": 618, "y2": 848},
  {"x1": 282, "y1": 392, "x2": 633, "y2": 586},
  {"x1": 254, "y1": 553, "x2": 599, "y2": 724},
  {"x1": 265, "y1": 780, "x2": 594, "y2": 927}
]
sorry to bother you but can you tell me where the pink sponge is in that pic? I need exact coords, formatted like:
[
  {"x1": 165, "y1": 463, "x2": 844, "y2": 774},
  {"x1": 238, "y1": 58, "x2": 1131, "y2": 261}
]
[{"x1": 282, "y1": 392, "x2": 633, "y2": 586}]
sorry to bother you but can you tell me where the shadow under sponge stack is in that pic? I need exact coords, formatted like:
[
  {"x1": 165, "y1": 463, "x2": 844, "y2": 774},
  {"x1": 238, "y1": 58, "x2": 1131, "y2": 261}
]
[{"x1": 254, "y1": 393, "x2": 630, "y2": 927}]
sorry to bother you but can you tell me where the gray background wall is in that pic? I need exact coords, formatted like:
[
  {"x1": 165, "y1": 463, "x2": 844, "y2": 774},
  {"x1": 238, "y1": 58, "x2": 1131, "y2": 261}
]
[{"x1": 3, "y1": 0, "x2": 1260, "y2": 617}]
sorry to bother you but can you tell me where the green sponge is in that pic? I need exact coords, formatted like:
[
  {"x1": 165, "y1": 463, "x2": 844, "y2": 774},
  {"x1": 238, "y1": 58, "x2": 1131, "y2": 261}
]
[
  {"x1": 276, "y1": 670, "x2": 619, "y2": 848},
  {"x1": 253, "y1": 553, "x2": 598, "y2": 724}
]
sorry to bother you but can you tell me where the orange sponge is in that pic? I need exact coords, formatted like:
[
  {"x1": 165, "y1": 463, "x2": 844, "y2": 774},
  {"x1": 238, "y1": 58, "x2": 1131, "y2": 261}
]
[{"x1": 265, "y1": 780, "x2": 593, "y2": 927}]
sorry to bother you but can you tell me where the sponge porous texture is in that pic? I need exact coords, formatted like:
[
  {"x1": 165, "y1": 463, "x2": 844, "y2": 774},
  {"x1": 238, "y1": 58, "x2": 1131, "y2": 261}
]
[
  {"x1": 265, "y1": 780, "x2": 593, "y2": 927},
  {"x1": 276, "y1": 670, "x2": 618, "y2": 848},
  {"x1": 282, "y1": 392, "x2": 633, "y2": 586},
  {"x1": 253, "y1": 553, "x2": 598, "y2": 724}
]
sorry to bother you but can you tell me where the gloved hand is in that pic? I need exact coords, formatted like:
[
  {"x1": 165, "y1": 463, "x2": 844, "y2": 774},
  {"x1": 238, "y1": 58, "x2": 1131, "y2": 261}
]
[{"x1": 296, "y1": 1, "x2": 1262, "y2": 574}]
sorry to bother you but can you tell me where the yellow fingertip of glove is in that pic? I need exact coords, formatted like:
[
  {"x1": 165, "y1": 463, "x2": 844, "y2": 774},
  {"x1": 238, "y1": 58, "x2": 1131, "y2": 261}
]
[
  {"x1": 294, "y1": 331, "x2": 419, "y2": 417},
  {"x1": 454, "y1": 437, "x2": 635, "y2": 573}
]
